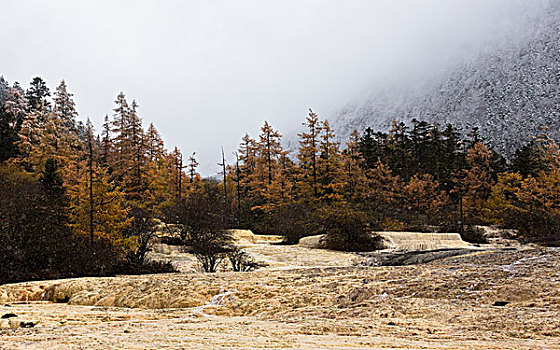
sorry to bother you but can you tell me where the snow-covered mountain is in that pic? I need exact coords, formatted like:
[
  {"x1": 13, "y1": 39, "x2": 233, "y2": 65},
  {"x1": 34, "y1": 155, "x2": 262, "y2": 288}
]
[{"x1": 332, "y1": 0, "x2": 560, "y2": 157}]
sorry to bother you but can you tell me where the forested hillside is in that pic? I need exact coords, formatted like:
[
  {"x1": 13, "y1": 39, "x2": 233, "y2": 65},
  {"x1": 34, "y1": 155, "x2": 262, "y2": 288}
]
[{"x1": 1, "y1": 76, "x2": 559, "y2": 284}]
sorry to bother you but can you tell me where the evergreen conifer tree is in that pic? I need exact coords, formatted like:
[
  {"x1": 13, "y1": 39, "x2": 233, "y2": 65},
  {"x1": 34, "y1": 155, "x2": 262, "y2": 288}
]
[{"x1": 25, "y1": 77, "x2": 51, "y2": 112}]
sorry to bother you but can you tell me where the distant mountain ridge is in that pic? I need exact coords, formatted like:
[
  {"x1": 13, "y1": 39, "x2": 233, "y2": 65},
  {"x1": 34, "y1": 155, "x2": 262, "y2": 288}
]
[{"x1": 333, "y1": 0, "x2": 560, "y2": 157}]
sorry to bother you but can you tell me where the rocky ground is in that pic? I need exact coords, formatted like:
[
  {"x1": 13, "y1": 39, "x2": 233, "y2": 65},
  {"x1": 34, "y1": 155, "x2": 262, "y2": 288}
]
[{"x1": 1, "y1": 232, "x2": 559, "y2": 349}]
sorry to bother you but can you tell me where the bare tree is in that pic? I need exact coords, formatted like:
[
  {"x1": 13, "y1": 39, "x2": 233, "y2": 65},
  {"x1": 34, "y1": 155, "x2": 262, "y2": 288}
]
[
  {"x1": 228, "y1": 247, "x2": 267, "y2": 272},
  {"x1": 163, "y1": 179, "x2": 233, "y2": 272},
  {"x1": 124, "y1": 206, "x2": 159, "y2": 265}
]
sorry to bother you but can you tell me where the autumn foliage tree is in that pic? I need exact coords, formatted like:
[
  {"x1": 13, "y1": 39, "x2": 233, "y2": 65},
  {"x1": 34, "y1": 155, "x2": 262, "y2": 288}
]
[
  {"x1": 486, "y1": 139, "x2": 560, "y2": 244},
  {"x1": 453, "y1": 142, "x2": 496, "y2": 227},
  {"x1": 403, "y1": 173, "x2": 448, "y2": 226},
  {"x1": 297, "y1": 109, "x2": 322, "y2": 198},
  {"x1": 68, "y1": 120, "x2": 132, "y2": 260}
]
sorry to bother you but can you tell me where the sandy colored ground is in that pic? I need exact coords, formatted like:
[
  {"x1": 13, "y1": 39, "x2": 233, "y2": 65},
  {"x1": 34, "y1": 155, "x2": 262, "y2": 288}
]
[
  {"x1": 149, "y1": 230, "x2": 362, "y2": 273},
  {"x1": 1, "y1": 233, "x2": 559, "y2": 349}
]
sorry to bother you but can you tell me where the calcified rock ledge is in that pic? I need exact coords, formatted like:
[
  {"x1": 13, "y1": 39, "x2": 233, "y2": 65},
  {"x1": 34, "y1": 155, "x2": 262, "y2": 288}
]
[{"x1": 1, "y1": 241, "x2": 559, "y2": 349}]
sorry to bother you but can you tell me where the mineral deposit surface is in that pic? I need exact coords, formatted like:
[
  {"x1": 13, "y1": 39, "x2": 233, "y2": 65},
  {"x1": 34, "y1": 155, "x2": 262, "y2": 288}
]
[{"x1": 1, "y1": 233, "x2": 559, "y2": 349}]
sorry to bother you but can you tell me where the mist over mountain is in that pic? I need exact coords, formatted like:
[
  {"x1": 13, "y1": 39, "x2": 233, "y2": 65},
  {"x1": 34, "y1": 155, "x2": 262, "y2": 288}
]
[{"x1": 332, "y1": 0, "x2": 560, "y2": 157}]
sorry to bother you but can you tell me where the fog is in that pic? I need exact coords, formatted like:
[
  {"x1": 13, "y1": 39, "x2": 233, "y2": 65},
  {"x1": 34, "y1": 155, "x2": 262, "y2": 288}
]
[{"x1": 0, "y1": 0, "x2": 548, "y2": 175}]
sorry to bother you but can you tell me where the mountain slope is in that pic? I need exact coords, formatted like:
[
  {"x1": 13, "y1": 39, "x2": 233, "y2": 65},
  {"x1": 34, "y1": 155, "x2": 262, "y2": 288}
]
[{"x1": 333, "y1": 1, "x2": 560, "y2": 157}]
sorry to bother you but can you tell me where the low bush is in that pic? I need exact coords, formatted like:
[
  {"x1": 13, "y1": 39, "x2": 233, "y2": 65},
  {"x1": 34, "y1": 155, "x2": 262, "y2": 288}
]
[
  {"x1": 314, "y1": 205, "x2": 383, "y2": 252},
  {"x1": 266, "y1": 201, "x2": 316, "y2": 244},
  {"x1": 460, "y1": 225, "x2": 488, "y2": 244},
  {"x1": 227, "y1": 246, "x2": 267, "y2": 272},
  {"x1": 117, "y1": 259, "x2": 177, "y2": 275}
]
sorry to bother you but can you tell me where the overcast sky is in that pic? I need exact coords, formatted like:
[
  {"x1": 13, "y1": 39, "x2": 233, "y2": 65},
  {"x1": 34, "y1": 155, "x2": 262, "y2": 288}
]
[{"x1": 0, "y1": 0, "x2": 545, "y2": 175}]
